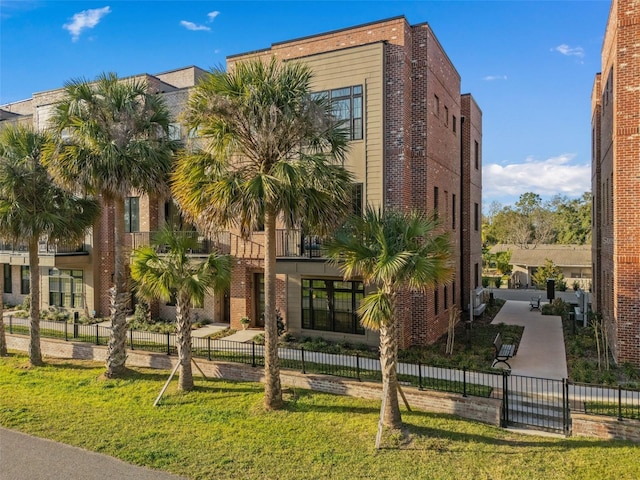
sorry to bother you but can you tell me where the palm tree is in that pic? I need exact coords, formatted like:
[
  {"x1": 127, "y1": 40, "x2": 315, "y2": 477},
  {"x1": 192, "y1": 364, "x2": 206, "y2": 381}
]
[
  {"x1": 173, "y1": 58, "x2": 353, "y2": 409},
  {"x1": 44, "y1": 72, "x2": 179, "y2": 377},
  {"x1": 130, "y1": 226, "x2": 231, "y2": 391},
  {"x1": 324, "y1": 207, "x2": 453, "y2": 429},
  {"x1": 0, "y1": 124, "x2": 99, "y2": 366}
]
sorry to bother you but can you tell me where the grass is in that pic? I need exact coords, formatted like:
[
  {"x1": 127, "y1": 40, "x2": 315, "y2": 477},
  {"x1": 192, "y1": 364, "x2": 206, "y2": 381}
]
[{"x1": 2, "y1": 352, "x2": 639, "y2": 480}]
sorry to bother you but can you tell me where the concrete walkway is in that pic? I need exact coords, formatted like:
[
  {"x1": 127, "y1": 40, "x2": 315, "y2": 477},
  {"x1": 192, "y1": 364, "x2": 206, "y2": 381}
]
[
  {"x1": 491, "y1": 300, "x2": 568, "y2": 380},
  {"x1": 0, "y1": 427, "x2": 186, "y2": 480}
]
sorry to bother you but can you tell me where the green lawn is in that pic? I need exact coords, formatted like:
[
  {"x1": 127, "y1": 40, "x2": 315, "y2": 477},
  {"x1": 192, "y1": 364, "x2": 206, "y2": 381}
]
[{"x1": 1, "y1": 352, "x2": 638, "y2": 480}]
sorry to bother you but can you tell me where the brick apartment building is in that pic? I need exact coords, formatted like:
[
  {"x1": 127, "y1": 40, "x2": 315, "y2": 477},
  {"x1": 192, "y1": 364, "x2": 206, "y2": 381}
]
[
  {"x1": 1, "y1": 16, "x2": 482, "y2": 348},
  {"x1": 591, "y1": 0, "x2": 640, "y2": 366}
]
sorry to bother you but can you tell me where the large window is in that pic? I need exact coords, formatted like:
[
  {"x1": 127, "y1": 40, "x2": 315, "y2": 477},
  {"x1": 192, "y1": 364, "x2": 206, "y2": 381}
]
[
  {"x1": 302, "y1": 279, "x2": 364, "y2": 335},
  {"x1": 20, "y1": 266, "x2": 30, "y2": 294},
  {"x1": 124, "y1": 197, "x2": 140, "y2": 233},
  {"x1": 313, "y1": 85, "x2": 363, "y2": 141},
  {"x1": 3, "y1": 264, "x2": 11, "y2": 293},
  {"x1": 49, "y1": 269, "x2": 84, "y2": 308}
]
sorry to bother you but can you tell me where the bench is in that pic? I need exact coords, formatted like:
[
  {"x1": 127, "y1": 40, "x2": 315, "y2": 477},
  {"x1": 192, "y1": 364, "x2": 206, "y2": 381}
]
[
  {"x1": 493, "y1": 333, "x2": 515, "y2": 369},
  {"x1": 529, "y1": 296, "x2": 541, "y2": 311}
]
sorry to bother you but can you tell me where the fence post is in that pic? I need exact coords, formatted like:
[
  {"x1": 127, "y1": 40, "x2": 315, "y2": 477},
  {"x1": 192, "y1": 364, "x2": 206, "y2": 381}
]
[
  {"x1": 64, "y1": 321, "x2": 68, "y2": 341},
  {"x1": 356, "y1": 353, "x2": 361, "y2": 381},
  {"x1": 130, "y1": 329, "x2": 134, "y2": 350},
  {"x1": 463, "y1": 366, "x2": 467, "y2": 397},
  {"x1": 207, "y1": 337, "x2": 211, "y2": 362},
  {"x1": 418, "y1": 362, "x2": 423, "y2": 391},
  {"x1": 501, "y1": 371, "x2": 509, "y2": 428},
  {"x1": 251, "y1": 341, "x2": 256, "y2": 367},
  {"x1": 562, "y1": 379, "x2": 568, "y2": 435},
  {"x1": 301, "y1": 347, "x2": 306, "y2": 374},
  {"x1": 167, "y1": 333, "x2": 171, "y2": 355},
  {"x1": 9, "y1": 315, "x2": 12, "y2": 334},
  {"x1": 618, "y1": 385, "x2": 623, "y2": 421},
  {"x1": 95, "y1": 324, "x2": 99, "y2": 345}
]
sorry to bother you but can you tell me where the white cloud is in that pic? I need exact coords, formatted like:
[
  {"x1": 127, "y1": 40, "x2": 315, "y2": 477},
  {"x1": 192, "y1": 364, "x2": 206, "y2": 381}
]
[
  {"x1": 484, "y1": 75, "x2": 508, "y2": 81},
  {"x1": 553, "y1": 44, "x2": 585, "y2": 58},
  {"x1": 180, "y1": 20, "x2": 210, "y2": 31},
  {"x1": 207, "y1": 11, "x2": 220, "y2": 22},
  {"x1": 63, "y1": 6, "x2": 111, "y2": 42},
  {"x1": 483, "y1": 154, "x2": 591, "y2": 203}
]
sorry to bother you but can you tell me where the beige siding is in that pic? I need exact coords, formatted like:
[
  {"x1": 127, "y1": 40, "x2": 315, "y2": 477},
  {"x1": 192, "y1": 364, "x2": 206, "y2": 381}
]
[{"x1": 302, "y1": 43, "x2": 385, "y2": 209}]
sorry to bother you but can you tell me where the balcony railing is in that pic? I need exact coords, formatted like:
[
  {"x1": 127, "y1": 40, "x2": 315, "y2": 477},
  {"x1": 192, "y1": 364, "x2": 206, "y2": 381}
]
[
  {"x1": 0, "y1": 239, "x2": 87, "y2": 255},
  {"x1": 128, "y1": 230, "x2": 324, "y2": 260},
  {"x1": 276, "y1": 230, "x2": 324, "y2": 259},
  {"x1": 130, "y1": 231, "x2": 232, "y2": 256}
]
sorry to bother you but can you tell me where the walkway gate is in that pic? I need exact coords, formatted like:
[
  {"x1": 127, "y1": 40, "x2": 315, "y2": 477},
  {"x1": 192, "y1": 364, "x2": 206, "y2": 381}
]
[{"x1": 501, "y1": 373, "x2": 570, "y2": 435}]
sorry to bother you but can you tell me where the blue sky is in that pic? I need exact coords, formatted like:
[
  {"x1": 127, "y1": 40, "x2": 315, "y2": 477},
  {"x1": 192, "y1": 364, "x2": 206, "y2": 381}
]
[{"x1": 0, "y1": 1, "x2": 611, "y2": 209}]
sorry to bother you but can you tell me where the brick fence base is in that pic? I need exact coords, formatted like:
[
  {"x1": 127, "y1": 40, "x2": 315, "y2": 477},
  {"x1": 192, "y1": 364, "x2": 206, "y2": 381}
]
[{"x1": 6, "y1": 334, "x2": 501, "y2": 427}]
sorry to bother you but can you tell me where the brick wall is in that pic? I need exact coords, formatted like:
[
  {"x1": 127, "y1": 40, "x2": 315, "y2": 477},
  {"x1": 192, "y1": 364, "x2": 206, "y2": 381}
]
[
  {"x1": 593, "y1": 0, "x2": 640, "y2": 366},
  {"x1": 572, "y1": 413, "x2": 640, "y2": 442}
]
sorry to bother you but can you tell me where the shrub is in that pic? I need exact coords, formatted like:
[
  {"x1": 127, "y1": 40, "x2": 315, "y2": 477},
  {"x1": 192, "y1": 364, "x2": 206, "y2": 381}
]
[
  {"x1": 482, "y1": 277, "x2": 490, "y2": 288},
  {"x1": 493, "y1": 277, "x2": 502, "y2": 288}
]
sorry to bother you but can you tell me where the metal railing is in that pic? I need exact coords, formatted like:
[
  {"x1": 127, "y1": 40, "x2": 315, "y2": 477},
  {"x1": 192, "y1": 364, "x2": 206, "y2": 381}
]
[
  {"x1": 130, "y1": 231, "x2": 232, "y2": 256},
  {"x1": 7, "y1": 315, "x2": 640, "y2": 426},
  {"x1": 275, "y1": 230, "x2": 323, "y2": 258},
  {"x1": 0, "y1": 239, "x2": 86, "y2": 254}
]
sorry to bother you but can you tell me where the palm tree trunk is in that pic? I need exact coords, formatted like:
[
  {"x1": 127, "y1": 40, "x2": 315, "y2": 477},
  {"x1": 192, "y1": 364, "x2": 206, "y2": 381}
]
[
  {"x1": 105, "y1": 196, "x2": 129, "y2": 378},
  {"x1": 0, "y1": 270, "x2": 7, "y2": 356},
  {"x1": 28, "y1": 238, "x2": 43, "y2": 366},
  {"x1": 379, "y1": 319, "x2": 402, "y2": 429},
  {"x1": 263, "y1": 208, "x2": 283, "y2": 409},
  {"x1": 175, "y1": 293, "x2": 194, "y2": 391}
]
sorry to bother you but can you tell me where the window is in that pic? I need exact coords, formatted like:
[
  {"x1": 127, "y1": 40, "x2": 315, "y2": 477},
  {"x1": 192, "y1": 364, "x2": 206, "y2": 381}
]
[
  {"x1": 255, "y1": 273, "x2": 265, "y2": 326},
  {"x1": 444, "y1": 285, "x2": 448, "y2": 310},
  {"x1": 444, "y1": 106, "x2": 449, "y2": 126},
  {"x1": 3, "y1": 264, "x2": 11, "y2": 293},
  {"x1": 434, "y1": 95, "x2": 440, "y2": 116},
  {"x1": 49, "y1": 269, "x2": 84, "y2": 308},
  {"x1": 474, "y1": 140, "x2": 479, "y2": 169},
  {"x1": 124, "y1": 197, "x2": 140, "y2": 233},
  {"x1": 474, "y1": 263, "x2": 479, "y2": 289},
  {"x1": 452, "y1": 281, "x2": 456, "y2": 303},
  {"x1": 474, "y1": 203, "x2": 479, "y2": 231},
  {"x1": 434, "y1": 186, "x2": 439, "y2": 215},
  {"x1": 434, "y1": 288, "x2": 439, "y2": 315},
  {"x1": 352, "y1": 183, "x2": 363, "y2": 217},
  {"x1": 313, "y1": 85, "x2": 363, "y2": 141},
  {"x1": 20, "y1": 266, "x2": 30, "y2": 295},
  {"x1": 453, "y1": 115, "x2": 457, "y2": 133},
  {"x1": 302, "y1": 279, "x2": 364, "y2": 335},
  {"x1": 452, "y1": 194, "x2": 456, "y2": 229}
]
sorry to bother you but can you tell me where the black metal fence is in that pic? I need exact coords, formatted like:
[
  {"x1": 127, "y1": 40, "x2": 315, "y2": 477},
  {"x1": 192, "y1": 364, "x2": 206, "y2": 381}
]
[{"x1": 6, "y1": 315, "x2": 640, "y2": 428}]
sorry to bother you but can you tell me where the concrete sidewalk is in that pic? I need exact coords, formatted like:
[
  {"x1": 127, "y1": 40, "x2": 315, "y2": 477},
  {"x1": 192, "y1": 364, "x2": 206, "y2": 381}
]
[
  {"x1": 0, "y1": 427, "x2": 185, "y2": 480},
  {"x1": 491, "y1": 300, "x2": 568, "y2": 380}
]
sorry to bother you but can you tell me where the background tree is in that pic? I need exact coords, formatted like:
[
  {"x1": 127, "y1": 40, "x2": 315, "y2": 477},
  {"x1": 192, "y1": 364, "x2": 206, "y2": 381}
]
[
  {"x1": 173, "y1": 58, "x2": 354, "y2": 410},
  {"x1": 325, "y1": 207, "x2": 453, "y2": 431},
  {"x1": 45, "y1": 73, "x2": 179, "y2": 377},
  {"x1": 131, "y1": 227, "x2": 231, "y2": 391},
  {"x1": 531, "y1": 258, "x2": 564, "y2": 289},
  {"x1": 0, "y1": 124, "x2": 99, "y2": 366}
]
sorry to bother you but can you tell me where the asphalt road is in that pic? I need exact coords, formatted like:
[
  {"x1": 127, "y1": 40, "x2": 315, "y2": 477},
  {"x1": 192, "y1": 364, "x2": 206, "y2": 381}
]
[{"x1": 0, "y1": 427, "x2": 186, "y2": 480}]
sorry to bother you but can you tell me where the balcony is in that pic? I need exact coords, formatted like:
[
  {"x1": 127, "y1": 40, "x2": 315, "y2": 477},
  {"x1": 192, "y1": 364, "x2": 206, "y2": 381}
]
[
  {"x1": 0, "y1": 239, "x2": 87, "y2": 255},
  {"x1": 129, "y1": 230, "x2": 324, "y2": 261},
  {"x1": 130, "y1": 231, "x2": 232, "y2": 256},
  {"x1": 275, "y1": 230, "x2": 323, "y2": 259}
]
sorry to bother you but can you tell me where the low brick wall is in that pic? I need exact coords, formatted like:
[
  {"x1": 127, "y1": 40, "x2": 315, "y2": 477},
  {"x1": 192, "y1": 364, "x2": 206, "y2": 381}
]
[
  {"x1": 572, "y1": 413, "x2": 640, "y2": 442},
  {"x1": 7, "y1": 334, "x2": 501, "y2": 426}
]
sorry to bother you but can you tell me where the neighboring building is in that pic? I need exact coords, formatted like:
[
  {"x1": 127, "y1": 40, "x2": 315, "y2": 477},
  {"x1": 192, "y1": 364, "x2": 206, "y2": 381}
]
[
  {"x1": 591, "y1": 0, "x2": 640, "y2": 366},
  {"x1": 489, "y1": 244, "x2": 592, "y2": 290},
  {"x1": 1, "y1": 16, "x2": 482, "y2": 348}
]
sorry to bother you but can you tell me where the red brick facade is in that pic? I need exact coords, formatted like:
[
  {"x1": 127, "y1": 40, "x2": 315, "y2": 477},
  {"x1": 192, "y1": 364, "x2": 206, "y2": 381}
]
[{"x1": 592, "y1": 0, "x2": 640, "y2": 366}]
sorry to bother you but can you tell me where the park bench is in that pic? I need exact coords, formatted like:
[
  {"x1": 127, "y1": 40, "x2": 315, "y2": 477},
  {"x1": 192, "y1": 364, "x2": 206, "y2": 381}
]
[
  {"x1": 493, "y1": 333, "x2": 515, "y2": 369},
  {"x1": 529, "y1": 296, "x2": 541, "y2": 311}
]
